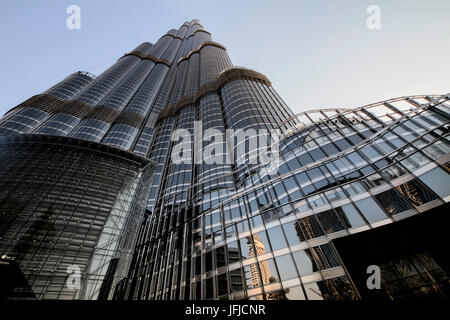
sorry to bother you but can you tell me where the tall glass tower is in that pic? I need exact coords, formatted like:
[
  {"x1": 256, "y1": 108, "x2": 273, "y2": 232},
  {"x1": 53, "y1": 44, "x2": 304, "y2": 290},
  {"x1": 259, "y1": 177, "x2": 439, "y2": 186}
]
[{"x1": 0, "y1": 20, "x2": 449, "y2": 301}]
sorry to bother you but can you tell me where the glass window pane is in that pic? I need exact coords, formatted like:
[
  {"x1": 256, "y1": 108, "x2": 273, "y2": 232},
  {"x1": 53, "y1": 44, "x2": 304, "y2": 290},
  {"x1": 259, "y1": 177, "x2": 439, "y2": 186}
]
[
  {"x1": 275, "y1": 254, "x2": 298, "y2": 281},
  {"x1": 303, "y1": 282, "x2": 324, "y2": 300},
  {"x1": 374, "y1": 189, "x2": 412, "y2": 215},
  {"x1": 335, "y1": 204, "x2": 366, "y2": 228},
  {"x1": 316, "y1": 276, "x2": 358, "y2": 300},
  {"x1": 418, "y1": 167, "x2": 450, "y2": 200},
  {"x1": 354, "y1": 197, "x2": 388, "y2": 223},
  {"x1": 267, "y1": 226, "x2": 287, "y2": 251},
  {"x1": 316, "y1": 209, "x2": 346, "y2": 234},
  {"x1": 281, "y1": 222, "x2": 301, "y2": 246},
  {"x1": 251, "y1": 231, "x2": 271, "y2": 256},
  {"x1": 285, "y1": 285, "x2": 306, "y2": 300},
  {"x1": 292, "y1": 250, "x2": 317, "y2": 275},
  {"x1": 395, "y1": 178, "x2": 439, "y2": 207},
  {"x1": 295, "y1": 215, "x2": 324, "y2": 240},
  {"x1": 239, "y1": 237, "x2": 250, "y2": 259},
  {"x1": 263, "y1": 258, "x2": 279, "y2": 284},
  {"x1": 244, "y1": 264, "x2": 260, "y2": 289}
]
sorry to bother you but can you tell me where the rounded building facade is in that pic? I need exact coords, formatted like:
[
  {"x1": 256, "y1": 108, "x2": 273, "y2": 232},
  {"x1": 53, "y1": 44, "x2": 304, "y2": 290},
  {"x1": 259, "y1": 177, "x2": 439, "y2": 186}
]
[
  {"x1": 121, "y1": 93, "x2": 450, "y2": 301},
  {"x1": 0, "y1": 134, "x2": 155, "y2": 299}
]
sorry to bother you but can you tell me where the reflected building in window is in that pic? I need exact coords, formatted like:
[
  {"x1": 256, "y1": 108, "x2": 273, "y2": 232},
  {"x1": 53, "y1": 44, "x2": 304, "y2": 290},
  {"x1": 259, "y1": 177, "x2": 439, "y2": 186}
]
[
  {"x1": 0, "y1": 19, "x2": 449, "y2": 300},
  {"x1": 246, "y1": 234, "x2": 271, "y2": 300}
]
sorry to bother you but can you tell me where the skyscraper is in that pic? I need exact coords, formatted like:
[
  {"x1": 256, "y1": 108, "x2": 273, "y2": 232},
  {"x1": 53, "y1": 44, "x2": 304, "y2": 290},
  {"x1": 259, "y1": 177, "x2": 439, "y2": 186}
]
[{"x1": 0, "y1": 20, "x2": 449, "y2": 301}]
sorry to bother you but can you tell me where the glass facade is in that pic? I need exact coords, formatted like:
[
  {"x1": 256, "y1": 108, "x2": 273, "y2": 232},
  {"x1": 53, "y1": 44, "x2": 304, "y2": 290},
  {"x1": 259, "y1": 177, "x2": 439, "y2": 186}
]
[
  {"x1": 0, "y1": 19, "x2": 449, "y2": 300},
  {"x1": 0, "y1": 134, "x2": 155, "y2": 299}
]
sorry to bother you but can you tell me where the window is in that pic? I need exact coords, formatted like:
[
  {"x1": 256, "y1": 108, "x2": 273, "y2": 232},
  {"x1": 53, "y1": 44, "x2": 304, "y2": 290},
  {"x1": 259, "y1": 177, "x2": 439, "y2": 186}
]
[
  {"x1": 303, "y1": 282, "x2": 324, "y2": 300},
  {"x1": 251, "y1": 231, "x2": 271, "y2": 256},
  {"x1": 275, "y1": 254, "x2": 298, "y2": 281},
  {"x1": 285, "y1": 285, "x2": 306, "y2": 300},
  {"x1": 295, "y1": 215, "x2": 324, "y2": 240},
  {"x1": 396, "y1": 178, "x2": 439, "y2": 207},
  {"x1": 292, "y1": 249, "x2": 318, "y2": 275},
  {"x1": 314, "y1": 276, "x2": 358, "y2": 300},
  {"x1": 316, "y1": 209, "x2": 348, "y2": 233},
  {"x1": 418, "y1": 167, "x2": 450, "y2": 200},
  {"x1": 374, "y1": 189, "x2": 412, "y2": 215},
  {"x1": 267, "y1": 226, "x2": 287, "y2": 251},
  {"x1": 354, "y1": 197, "x2": 388, "y2": 223},
  {"x1": 239, "y1": 237, "x2": 250, "y2": 259},
  {"x1": 281, "y1": 222, "x2": 301, "y2": 246},
  {"x1": 335, "y1": 204, "x2": 366, "y2": 228}
]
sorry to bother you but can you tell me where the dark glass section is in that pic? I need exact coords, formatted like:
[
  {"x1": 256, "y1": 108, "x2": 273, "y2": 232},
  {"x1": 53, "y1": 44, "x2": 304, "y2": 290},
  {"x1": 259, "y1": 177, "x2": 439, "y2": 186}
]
[
  {"x1": 0, "y1": 134, "x2": 155, "y2": 299},
  {"x1": 333, "y1": 203, "x2": 450, "y2": 301}
]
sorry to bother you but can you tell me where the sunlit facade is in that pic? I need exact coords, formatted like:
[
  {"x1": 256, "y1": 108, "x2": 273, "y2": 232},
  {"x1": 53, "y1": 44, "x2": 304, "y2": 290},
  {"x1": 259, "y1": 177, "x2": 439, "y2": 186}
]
[
  {"x1": 122, "y1": 93, "x2": 450, "y2": 301},
  {"x1": 0, "y1": 20, "x2": 449, "y2": 300}
]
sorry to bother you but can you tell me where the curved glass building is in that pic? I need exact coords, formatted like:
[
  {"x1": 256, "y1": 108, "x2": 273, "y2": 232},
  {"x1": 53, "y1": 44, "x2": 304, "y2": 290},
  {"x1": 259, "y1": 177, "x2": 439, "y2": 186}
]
[
  {"x1": 0, "y1": 134, "x2": 155, "y2": 299},
  {"x1": 0, "y1": 20, "x2": 449, "y2": 301}
]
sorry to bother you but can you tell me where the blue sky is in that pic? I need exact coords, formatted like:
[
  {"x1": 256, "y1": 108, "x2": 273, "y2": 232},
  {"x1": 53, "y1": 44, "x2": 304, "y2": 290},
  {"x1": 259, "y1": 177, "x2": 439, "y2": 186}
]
[{"x1": 1, "y1": 0, "x2": 449, "y2": 117}]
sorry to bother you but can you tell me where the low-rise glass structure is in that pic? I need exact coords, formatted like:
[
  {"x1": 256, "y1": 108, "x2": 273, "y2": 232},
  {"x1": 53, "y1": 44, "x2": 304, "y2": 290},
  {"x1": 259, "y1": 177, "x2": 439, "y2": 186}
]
[
  {"x1": 120, "y1": 93, "x2": 450, "y2": 301},
  {"x1": 0, "y1": 134, "x2": 155, "y2": 299}
]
